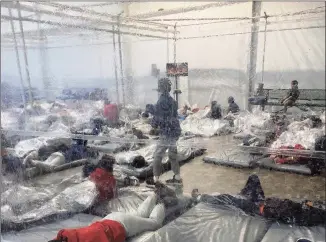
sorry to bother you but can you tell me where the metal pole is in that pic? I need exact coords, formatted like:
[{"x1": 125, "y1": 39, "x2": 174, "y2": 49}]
[
  {"x1": 36, "y1": 3, "x2": 50, "y2": 101},
  {"x1": 117, "y1": 15, "x2": 126, "y2": 106},
  {"x1": 247, "y1": 1, "x2": 261, "y2": 111},
  {"x1": 166, "y1": 27, "x2": 169, "y2": 63},
  {"x1": 8, "y1": 7, "x2": 26, "y2": 107},
  {"x1": 112, "y1": 25, "x2": 120, "y2": 105},
  {"x1": 16, "y1": 1, "x2": 34, "y2": 105},
  {"x1": 261, "y1": 12, "x2": 268, "y2": 84},
  {"x1": 173, "y1": 23, "x2": 179, "y2": 108}
]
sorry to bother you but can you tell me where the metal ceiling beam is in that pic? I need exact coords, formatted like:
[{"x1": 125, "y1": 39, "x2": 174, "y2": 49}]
[
  {"x1": 2, "y1": 2, "x2": 176, "y2": 34},
  {"x1": 39, "y1": 2, "x2": 173, "y2": 28},
  {"x1": 130, "y1": 2, "x2": 242, "y2": 19},
  {"x1": 1, "y1": 14, "x2": 171, "y2": 40}
]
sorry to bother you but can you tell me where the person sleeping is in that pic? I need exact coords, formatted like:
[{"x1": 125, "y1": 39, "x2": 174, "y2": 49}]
[
  {"x1": 191, "y1": 174, "x2": 326, "y2": 227},
  {"x1": 49, "y1": 182, "x2": 176, "y2": 242}
]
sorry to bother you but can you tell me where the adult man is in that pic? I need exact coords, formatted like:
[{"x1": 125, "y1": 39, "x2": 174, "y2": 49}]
[
  {"x1": 280, "y1": 80, "x2": 300, "y2": 112},
  {"x1": 148, "y1": 78, "x2": 182, "y2": 185}
]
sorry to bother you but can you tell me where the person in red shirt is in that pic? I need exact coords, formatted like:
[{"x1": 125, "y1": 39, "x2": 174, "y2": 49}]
[
  {"x1": 88, "y1": 154, "x2": 118, "y2": 202},
  {"x1": 49, "y1": 182, "x2": 174, "y2": 242},
  {"x1": 103, "y1": 99, "x2": 119, "y2": 127}
]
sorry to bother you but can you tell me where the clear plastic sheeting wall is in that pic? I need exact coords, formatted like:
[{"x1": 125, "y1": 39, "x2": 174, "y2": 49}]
[{"x1": 1, "y1": 2, "x2": 326, "y2": 242}]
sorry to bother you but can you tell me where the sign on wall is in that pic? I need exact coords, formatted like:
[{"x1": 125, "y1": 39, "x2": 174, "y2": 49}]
[{"x1": 166, "y1": 62, "x2": 188, "y2": 77}]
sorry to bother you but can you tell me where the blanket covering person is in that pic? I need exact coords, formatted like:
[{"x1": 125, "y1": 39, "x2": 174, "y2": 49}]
[
  {"x1": 49, "y1": 183, "x2": 175, "y2": 242},
  {"x1": 192, "y1": 174, "x2": 326, "y2": 227},
  {"x1": 148, "y1": 78, "x2": 182, "y2": 185}
]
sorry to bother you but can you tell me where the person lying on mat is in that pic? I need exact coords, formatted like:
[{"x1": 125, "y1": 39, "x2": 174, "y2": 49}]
[
  {"x1": 49, "y1": 182, "x2": 176, "y2": 242},
  {"x1": 191, "y1": 174, "x2": 326, "y2": 227}
]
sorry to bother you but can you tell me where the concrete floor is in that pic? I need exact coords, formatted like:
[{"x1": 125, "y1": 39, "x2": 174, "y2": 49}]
[
  {"x1": 161, "y1": 135, "x2": 326, "y2": 201},
  {"x1": 27, "y1": 135, "x2": 325, "y2": 202}
]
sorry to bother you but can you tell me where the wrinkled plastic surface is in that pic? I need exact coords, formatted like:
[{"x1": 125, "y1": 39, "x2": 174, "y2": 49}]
[
  {"x1": 260, "y1": 223, "x2": 325, "y2": 242},
  {"x1": 130, "y1": 202, "x2": 270, "y2": 242},
  {"x1": 181, "y1": 109, "x2": 232, "y2": 137},
  {"x1": 1, "y1": 176, "x2": 98, "y2": 232},
  {"x1": 271, "y1": 119, "x2": 325, "y2": 149},
  {"x1": 14, "y1": 136, "x2": 72, "y2": 158}
]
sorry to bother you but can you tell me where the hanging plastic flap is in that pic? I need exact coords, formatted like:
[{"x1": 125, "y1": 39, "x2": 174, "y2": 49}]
[
  {"x1": 257, "y1": 158, "x2": 312, "y2": 175},
  {"x1": 260, "y1": 223, "x2": 325, "y2": 242},
  {"x1": 203, "y1": 149, "x2": 264, "y2": 168},
  {"x1": 2, "y1": 213, "x2": 100, "y2": 242},
  {"x1": 130, "y1": 202, "x2": 270, "y2": 242}
]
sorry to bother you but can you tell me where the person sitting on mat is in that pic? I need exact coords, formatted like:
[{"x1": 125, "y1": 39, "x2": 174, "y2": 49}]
[
  {"x1": 209, "y1": 101, "x2": 222, "y2": 120},
  {"x1": 191, "y1": 174, "x2": 325, "y2": 227},
  {"x1": 227, "y1": 96, "x2": 240, "y2": 114},
  {"x1": 49, "y1": 182, "x2": 176, "y2": 242},
  {"x1": 280, "y1": 80, "x2": 300, "y2": 112}
]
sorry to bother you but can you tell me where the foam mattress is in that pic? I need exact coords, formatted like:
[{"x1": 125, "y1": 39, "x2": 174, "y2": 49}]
[
  {"x1": 203, "y1": 149, "x2": 264, "y2": 169},
  {"x1": 130, "y1": 202, "x2": 270, "y2": 242},
  {"x1": 257, "y1": 158, "x2": 312, "y2": 175}
]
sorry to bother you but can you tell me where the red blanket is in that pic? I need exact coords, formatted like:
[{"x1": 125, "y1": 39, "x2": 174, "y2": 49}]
[{"x1": 54, "y1": 220, "x2": 126, "y2": 242}]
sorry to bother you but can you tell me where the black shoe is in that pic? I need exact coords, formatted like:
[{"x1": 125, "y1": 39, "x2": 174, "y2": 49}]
[{"x1": 165, "y1": 175, "x2": 183, "y2": 185}]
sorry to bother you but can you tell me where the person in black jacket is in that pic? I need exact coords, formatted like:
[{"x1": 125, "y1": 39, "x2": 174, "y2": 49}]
[{"x1": 147, "y1": 78, "x2": 182, "y2": 185}]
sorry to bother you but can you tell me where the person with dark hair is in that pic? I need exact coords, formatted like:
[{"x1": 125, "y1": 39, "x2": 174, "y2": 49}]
[
  {"x1": 280, "y1": 80, "x2": 300, "y2": 112},
  {"x1": 86, "y1": 154, "x2": 118, "y2": 202},
  {"x1": 227, "y1": 96, "x2": 240, "y2": 114},
  {"x1": 192, "y1": 174, "x2": 326, "y2": 227},
  {"x1": 209, "y1": 101, "x2": 222, "y2": 119},
  {"x1": 49, "y1": 182, "x2": 176, "y2": 242},
  {"x1": 147, "y1": 78, "x2": 182, "y2": 185}
]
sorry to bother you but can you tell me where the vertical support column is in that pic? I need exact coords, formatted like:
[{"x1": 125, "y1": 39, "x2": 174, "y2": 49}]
[
  {"x1": 8, "y1": 7, "x2": 26, "y2": 107},
  {"x1": 173, "y1": 23, "x2": 179, "y2": 108},
  {"x1": 122, "y1": 3, "x2": 134, "y2": 105},
  {"x1": 112, "y1": 26, "x2": 120, "y2": 105},
  {"x1": 247, "y1": 1, "x2": 262, "y2": 111},
  {"x1": 117, "y1": 15, "x2": 126, "y2": 106},
  {"x1": 17, "y1": 1, "x2": 34, "y2": 105},
  {"x1": 166, "y1": 27, "x2": 169, "y2": 63},
  {"x1": 36, "y1": 3, "x2": 50, "y2": 101}
]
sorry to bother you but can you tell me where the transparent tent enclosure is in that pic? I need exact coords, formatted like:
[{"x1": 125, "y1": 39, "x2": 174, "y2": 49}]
[{"x1": 0, "y1": 2, "x2": 325, "y2": 240}]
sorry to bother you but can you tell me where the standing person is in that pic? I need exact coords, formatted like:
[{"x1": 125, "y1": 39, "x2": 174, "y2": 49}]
[
  {"x1": 147, "y1": 78, "x2": 182, "y2": 185},
  {"x1": 280, "y1": 80, "x2": 300, "y2": 112},
  {"x1": 227, "y1": 96, "x2": 240, "y2": 114},
  {"x1": 103, "y1": 99, "x2": 119, "y2": 127}
]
